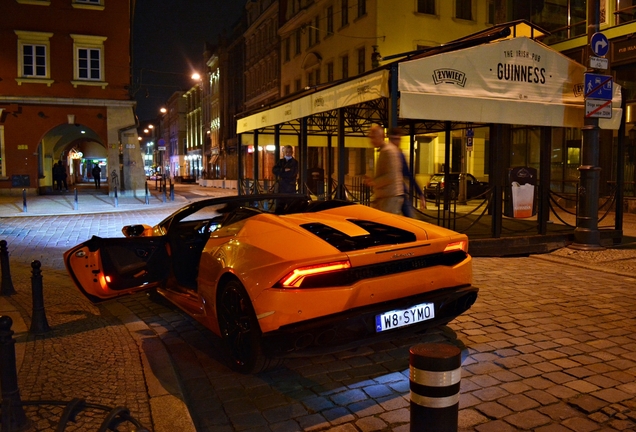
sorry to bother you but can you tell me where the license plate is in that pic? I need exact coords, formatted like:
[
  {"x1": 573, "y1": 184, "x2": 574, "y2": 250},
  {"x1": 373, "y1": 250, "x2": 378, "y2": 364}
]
[{"x1": 375, "y1": 302, "x2": 435, "y2": 332}]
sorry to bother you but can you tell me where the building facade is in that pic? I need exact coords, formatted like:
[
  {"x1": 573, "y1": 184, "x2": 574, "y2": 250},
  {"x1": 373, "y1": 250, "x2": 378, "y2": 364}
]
[
  {"x1": 0, "y1": 0, "x2": 145, "y2": 196},
  {"x1": 158, "y1": 91, "x2": 186, "y2": 179},
  {"x1": 184, "y1": 83, "x2": 204, "y2": 179}
]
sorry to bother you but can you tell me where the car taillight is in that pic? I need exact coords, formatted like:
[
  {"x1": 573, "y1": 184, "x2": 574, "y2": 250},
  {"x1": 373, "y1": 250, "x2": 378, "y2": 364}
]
[
  {"x1": 278, "y1": 260, "x2": 351, "y2": 288},
  {"x1": 444, "y1": 241, "x2": 467, "y2": 253}
]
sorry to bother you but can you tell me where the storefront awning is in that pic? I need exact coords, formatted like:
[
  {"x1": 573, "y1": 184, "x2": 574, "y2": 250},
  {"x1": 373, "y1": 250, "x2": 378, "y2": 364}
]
[
  {"x1": 237, "y1": 70, "x2": 389, "y2": 134},
  {"x1": 399, "y1": 37, "x2": 622, "y2": 130}
]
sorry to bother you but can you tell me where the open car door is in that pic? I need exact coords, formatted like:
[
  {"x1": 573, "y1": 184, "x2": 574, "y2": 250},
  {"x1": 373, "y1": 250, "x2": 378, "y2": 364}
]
[{"x1": 64, "y1": 235, "x2": 170, "y2": 304}]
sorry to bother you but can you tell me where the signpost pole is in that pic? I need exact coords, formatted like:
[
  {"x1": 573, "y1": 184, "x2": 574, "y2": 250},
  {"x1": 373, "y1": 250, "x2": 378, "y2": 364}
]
[{"x1": 572, "y1": 0, "x2": 603, "y2": 250}]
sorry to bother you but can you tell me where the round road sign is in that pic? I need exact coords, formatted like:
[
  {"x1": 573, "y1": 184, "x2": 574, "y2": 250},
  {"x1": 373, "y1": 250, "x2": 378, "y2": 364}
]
[{"x1": 591, "y1": 32, "x2": 609, "y2": 57}]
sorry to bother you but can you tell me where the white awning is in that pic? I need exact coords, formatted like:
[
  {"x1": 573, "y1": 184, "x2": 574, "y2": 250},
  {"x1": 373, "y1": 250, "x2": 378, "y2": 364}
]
[
  {"x1": 237, "y1": 70, "x2": 390, "y2": 134},
  {"x1": 398, "y1": 37, "x2": 622, "y2": 130}
]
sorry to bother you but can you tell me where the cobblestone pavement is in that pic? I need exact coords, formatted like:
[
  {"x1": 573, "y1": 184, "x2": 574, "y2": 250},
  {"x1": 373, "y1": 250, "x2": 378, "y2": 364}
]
[{"x1": 1, "y1": 188, "x2": 635, "y2": 431}]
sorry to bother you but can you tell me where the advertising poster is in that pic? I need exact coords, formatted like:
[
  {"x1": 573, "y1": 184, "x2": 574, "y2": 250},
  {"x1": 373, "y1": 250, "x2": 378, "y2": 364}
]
[{"x1": 505, "y1": 167, "x2": 537, "y2": 218}]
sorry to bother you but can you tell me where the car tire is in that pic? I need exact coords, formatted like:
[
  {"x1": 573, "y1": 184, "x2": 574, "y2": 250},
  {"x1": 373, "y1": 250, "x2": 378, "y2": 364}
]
[{"x1": 217, "y1": 279, "x2": 280, "y2": 373}]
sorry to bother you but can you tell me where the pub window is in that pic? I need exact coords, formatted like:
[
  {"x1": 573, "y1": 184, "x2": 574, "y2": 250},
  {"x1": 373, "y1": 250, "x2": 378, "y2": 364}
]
[{"x1": 615, "y1": 0, "x2": 636, "y2": 24}]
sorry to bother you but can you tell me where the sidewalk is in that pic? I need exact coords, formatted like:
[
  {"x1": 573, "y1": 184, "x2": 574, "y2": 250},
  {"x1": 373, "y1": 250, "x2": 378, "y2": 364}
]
[
  {"x1": 0, "y1": 185, "x2": 221, "y2": 431},
  {"x1": 0, "y1": 187, "x2": 189, "y2": 218}
]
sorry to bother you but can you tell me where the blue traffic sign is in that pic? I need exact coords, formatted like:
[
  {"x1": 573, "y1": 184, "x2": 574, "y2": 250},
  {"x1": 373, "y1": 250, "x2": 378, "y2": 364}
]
[
  {"x1": 590, "y1": 32, "x2": 609, "y2": 57},
  {"x1": 584, "y1": 73, "x2": 613, "y2": 101}
]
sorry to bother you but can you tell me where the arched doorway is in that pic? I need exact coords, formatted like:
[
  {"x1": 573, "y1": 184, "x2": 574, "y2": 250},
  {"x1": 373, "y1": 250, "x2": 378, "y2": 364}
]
[{"x1": 40, "y1": 123, "x2": 106, "y2": 193}]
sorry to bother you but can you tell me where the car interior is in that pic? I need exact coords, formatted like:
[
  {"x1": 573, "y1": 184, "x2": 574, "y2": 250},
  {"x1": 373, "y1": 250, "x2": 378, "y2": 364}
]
[{"x1": 165, "y1": 198, "x2": 354, "y2": 289}]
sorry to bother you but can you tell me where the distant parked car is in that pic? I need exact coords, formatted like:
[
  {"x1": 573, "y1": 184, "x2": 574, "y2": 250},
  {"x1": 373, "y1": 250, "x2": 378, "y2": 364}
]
[{"x1": 425, "y1": 173, "x2": 489, "y2": 200}]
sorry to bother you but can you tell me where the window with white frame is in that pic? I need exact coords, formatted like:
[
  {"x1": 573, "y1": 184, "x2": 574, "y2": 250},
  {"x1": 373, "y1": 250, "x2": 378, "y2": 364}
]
[
  {"x1": 70, "y1": 34, "x2": 107, "y2": 87},
  {"x1": 16, "y1": 0, "x2": 51, "y2": 5},
  {"x1": 72, "y1": 0, "x2": 104, "y2": 10},
  {"x1": 15, "y1": 31, "x2": 53, "y2": 85},
  {"x1": 0, "y1": 125, "x2": 5, "y2": 178}
]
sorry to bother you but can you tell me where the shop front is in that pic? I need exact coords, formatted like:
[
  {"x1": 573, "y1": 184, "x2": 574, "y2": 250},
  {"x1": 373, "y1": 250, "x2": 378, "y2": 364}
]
[{"x1": 236, "y1": 26, "x2": 626, "y2": 253}]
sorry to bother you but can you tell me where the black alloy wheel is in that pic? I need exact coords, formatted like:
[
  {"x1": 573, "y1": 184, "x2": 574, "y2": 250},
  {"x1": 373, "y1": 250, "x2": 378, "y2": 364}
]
[{"x1": 217, "y1": 279, "x2": 272, "y2": 373}]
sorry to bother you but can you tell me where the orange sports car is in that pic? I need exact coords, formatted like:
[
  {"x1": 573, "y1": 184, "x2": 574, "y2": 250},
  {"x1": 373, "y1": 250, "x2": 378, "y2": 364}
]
[{"x1": 64, "y1": 194, "x2": 477, "y2": 373}]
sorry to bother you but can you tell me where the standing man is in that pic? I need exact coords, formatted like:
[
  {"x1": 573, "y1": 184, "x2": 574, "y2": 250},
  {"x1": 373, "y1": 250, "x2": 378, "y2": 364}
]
[
  {"x1": 388, "y1": 127, "x2": 426, "y2": 216},
  {"x1": 92, "y1": 164, "x2": 101, "y2": 188},
  {"x1": 364, "y1": 125, "x2": 404, "y2": 214},
  {"x1": 272, "y1": 145, "x2": 299, "y2": 193}
]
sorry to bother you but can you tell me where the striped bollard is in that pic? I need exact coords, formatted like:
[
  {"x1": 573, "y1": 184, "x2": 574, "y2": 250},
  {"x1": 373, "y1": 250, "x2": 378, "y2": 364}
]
[{"x1": 410, "y1": 343, "x2": 461, "y2": 432}]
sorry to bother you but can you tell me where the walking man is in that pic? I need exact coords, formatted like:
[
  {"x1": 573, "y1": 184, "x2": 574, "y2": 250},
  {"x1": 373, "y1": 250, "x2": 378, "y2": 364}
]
[{"x1": 364, "y1": 125, "x2": 404, "y2": 215}]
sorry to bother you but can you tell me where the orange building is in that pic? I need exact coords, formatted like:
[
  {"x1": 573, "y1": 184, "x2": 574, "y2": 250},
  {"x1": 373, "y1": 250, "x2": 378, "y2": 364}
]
[{"x1": 0, "y1": 0, "x2": 145, "y2": 195}]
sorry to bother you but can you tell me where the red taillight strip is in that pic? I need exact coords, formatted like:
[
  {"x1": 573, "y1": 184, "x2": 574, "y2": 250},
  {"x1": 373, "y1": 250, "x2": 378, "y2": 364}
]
[
  {"x1": 444, "y1": 241, "x2": 467, "y2": 253},
  {"x1": 279, "y1": 260, "x2": 351, "y2": 288}
]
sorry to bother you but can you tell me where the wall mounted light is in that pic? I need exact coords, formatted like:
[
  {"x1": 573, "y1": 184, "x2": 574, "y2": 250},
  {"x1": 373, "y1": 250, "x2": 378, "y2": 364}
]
[{"x1": 67, "y1": 114, "x2": 75, "y2": 124}]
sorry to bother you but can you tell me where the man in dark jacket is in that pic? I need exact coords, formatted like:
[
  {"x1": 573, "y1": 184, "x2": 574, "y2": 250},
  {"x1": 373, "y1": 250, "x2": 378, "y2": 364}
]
[
  {"x1": 272, "y1": 145, "x2": 298, "y2": 193},
  {"x1": 92, "y1": 164, "x2": 101, "y2": 188}
]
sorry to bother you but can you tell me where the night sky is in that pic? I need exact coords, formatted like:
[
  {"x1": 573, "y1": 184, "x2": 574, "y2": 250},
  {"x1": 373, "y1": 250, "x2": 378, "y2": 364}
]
[{"x1": 132, "y1": 0, "x2": 247, "y2": 121}]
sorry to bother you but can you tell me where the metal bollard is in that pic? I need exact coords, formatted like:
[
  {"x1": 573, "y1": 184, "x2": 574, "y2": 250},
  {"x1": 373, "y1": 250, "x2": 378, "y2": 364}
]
[
  {"x1": 162, "y1": 185, "x2": 166, "y2": 203},
  {"x1": 29, "y1": 260, "x2": 51, "y2": 334},
  {"x1": 0, "y1": 315, "x2": 29, "y2": 431},
  {"x1": 145, "y1": 181, "x2": 149, "y2": 205},
  {"x1": 410, "y1": 343, "x2": 462, "y2": 432},
  {"x1": 114, "y1": 186, "x2": 118, "y2": 208},
  {"x1": 22, "y1": 189, "x2": 27, "y2": 213},
  {"x1": 170, "y1": 180, "x2": 174, "y2": 201},
  {"x1": 0, "y1": 240, "x2": 16, "y2": 296},
  {"x1": 74, "y1": 188, "x2": 78, "y2": 211}
]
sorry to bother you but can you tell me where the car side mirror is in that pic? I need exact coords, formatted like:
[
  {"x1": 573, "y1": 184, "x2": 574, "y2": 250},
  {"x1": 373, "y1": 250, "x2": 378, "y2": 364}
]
[{"x1": 122, "y1": 224, "x2": 150, "y2": 237}]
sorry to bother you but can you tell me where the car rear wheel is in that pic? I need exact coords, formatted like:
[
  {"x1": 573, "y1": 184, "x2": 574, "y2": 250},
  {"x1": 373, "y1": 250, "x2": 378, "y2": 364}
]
[{"x1": 217, "y1": 279, "x2": 279, "y2": 373}]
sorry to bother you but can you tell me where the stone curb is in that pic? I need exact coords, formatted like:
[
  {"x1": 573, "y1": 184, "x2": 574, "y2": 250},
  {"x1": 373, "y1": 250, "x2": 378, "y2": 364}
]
[{"x1": 103, "y1": 302, "x2": 197, "y2": 432}]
